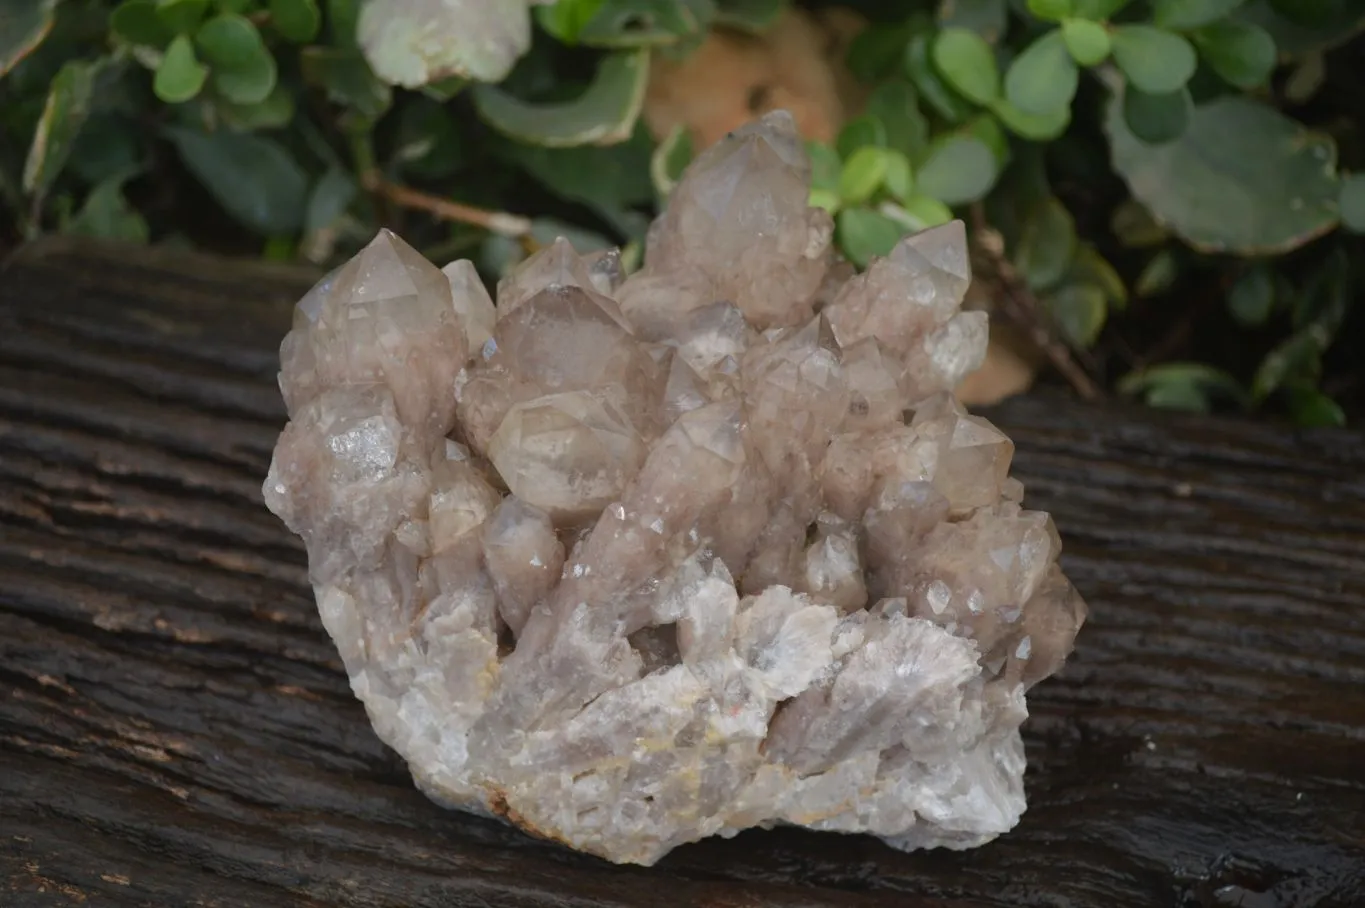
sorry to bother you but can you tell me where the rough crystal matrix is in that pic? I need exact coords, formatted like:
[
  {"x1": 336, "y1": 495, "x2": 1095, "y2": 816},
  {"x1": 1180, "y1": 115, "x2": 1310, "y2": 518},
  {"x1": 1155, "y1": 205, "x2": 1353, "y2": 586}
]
[{"x1": 264, "y1": 111, "x2": 1087, "y2": 865}]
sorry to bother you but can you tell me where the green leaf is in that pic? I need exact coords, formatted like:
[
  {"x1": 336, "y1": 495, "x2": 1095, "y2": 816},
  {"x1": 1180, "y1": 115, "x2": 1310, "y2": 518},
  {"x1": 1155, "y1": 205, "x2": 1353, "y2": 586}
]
[
  {"x1": 1236, "y1": 0, "x2": 1365, "y2": 57},
  {"x1": 1067, "y1": 244, "x2": 1128, "y2": 308},
  {"x1": 110, "y1": 0, "x2": 175, "y2": 46},
  {"x1": 1, "y1": 0, "x2": 57, "y2": 77},
  {"x1": 887, "y1": 195, "x2": 954, "y2": 231},
  {"x1": 1106, "y1": 94, "x2": 1340, "y2": 254},
  {"x1": 905, "y1": 32, "x2": 974, "y2": 122},
  {"x1": 1121, "y1": 86, "x2": 1190, "y2": 144},
  {"x1": 153, "y1": 33, "x2": 207, "y2": 102},
  {"x1": 809, "y1": 188, "x2": 840, "y2": 213},
  {"x1": 1061, "y1": 17, "x2": 1110, "y2": 64},
  {"x1": 304, "y1": 165, "x2": 357, "y2": 233},
  {"x1": 1014, "y1": 196, "x2": 1077, "y2": 290},
  {"x1": 300, "y1": 46, "x2": 391, "y2": 119},
  {"x1": 1146, "y1": 379, "x2": 1213, "y2": 412},
  {"x1": 1283, "y1": 53, "x2": 1325, "y2": 104},
  {"x1": 157, "y1": 0, "x2": 209, "y2": 33},
  {"x1": 1003, "y1": 29, "x2": 1079, "y2": 116},
  {"x1": 328, "y1": 0, "x2": 361, "y2": 47},
  {"x1": 575, "y1": 0, "x2": 707, "y2": 48},
  {"x1": 216, "y1": 83, "x2": 296, "y2": 130},
  {"x1": 1153, "y1": 0, "x2": 1247, "y2": 30},
  {"x1": 1192, "y1": 20, "x2": 1276, "y2": 88},
  {"x1": 67, "y1": 113, "x2": 145, "y2": 184},
  {"x1": 650, "y1": 123, "x2": 693, "y2": 196},
  {"x1": 1284, "y1": 385, "x2": 1345, "y2": 427},
  {"x1": 836, "y1": 207, "x2": 903, "y2": 268},
  {"x1": 164, "y1": 127, "x2": 308, "y2": 234},
  {"x1": 64, "y1": 175, "x2": 149, "y2": 242},
  {"x1": 1110, "y1": 25, "x2": 1197, "y2": 94},
  {"x1": 1027, "y1": 0, "x2": 1072, "y2": 20},
  {"x1": 421, "y1": 76, "x2": 467, "y2": 102},
  {"x1": 22, "y1": 57, "x2": 101, "y2": 199},
  {"x1": 864, "y1": 80, "x2": 929, "y2": 158},
  {"x1": 1119, "y1": 362, "x2": 1247, "y2": 412},
  {"x1": 535, "y1": 0, "x2": 606, "y2": 44},
  {"x1": 509, "y1": 123, "x2": 656, "y2": 217},
  {"x1": 965, "y1": 113, "x2": 1009, "y2": 167},
  {"x1": 1289, "y1": 247, "x2": 1349, "y2": 334},
  {"x1": 932, "y1": 27, "x2": 999, "y2": 105},
  {"x1": 473, "y1": 48, "x2": 648, "y2": 147},
  {"x1": 883, "y1": 150, "x2": 914, "y2": 201},
  {"x1": 196, "y1": 14, "x2": 277, "y2": 104},
  {"x1": 1135, "y1": 248, "x2": 1179, "y2": 296},
  {"x1": 360, "y1": 0, "x2": 535, "y2": 86},
  {"x1": 915, "y1": 134, "x2": 998, "y2": 205},
  {"x1": 1252, "y1": 330, "x2": 1322, "y2": 401},
  {"x1": 1338, "y1": 173, "x2": 1365, "y2": 233},
  {"x1": 806, "y1": 140, "x2": 841, "y2": 192},
  {"x1": 1227, "y1": 263, "x2": 1276, "y2": 326},
  {"x1": 835, "y1": 115, "x2": 886, "y2": 159},
  {"x1": 1043, "y1": 281, "x2": 1106, "y2": 347},
  {"x1": 990, "y1": 97, "x2": 1070, "y2": 139},
  {"x1": 838, "y1": 146, "x2": 889, "y2": 205},
  {"x1": 270, "y1": 0, "x2": 321, "y2": 41}
]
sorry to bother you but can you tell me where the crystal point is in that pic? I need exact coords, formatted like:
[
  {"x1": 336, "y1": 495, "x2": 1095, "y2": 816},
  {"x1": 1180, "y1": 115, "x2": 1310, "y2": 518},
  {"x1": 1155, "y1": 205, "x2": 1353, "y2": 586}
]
[{"x1": 264, "y1": 110, "x2": 1086, "y2": 867}]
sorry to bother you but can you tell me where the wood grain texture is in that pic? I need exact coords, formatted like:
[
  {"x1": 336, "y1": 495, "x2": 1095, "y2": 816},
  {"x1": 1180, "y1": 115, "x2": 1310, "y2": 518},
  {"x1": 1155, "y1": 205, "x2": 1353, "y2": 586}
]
[{"x1": 2, "y1": 237, "x2": 1363, "y2": 908}]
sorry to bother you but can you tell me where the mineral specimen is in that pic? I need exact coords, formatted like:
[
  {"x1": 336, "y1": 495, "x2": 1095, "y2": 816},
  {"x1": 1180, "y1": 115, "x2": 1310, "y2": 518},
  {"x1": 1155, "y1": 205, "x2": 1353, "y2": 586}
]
[{"x1": 264, "y1": 110, "x2": 1087, "y2": 866}]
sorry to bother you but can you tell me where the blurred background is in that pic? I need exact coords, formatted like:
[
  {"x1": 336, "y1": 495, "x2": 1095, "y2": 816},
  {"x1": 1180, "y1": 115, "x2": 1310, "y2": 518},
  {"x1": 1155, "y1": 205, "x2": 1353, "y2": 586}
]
[{"x1": 2, "y1": 0, "x2": 1362, "y2": 423}]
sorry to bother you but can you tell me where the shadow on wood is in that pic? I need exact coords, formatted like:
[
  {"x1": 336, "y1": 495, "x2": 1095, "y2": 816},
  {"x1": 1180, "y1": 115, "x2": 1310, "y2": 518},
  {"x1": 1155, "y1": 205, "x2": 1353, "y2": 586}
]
[{"x1": 2, "y1": 238, "x2": 1363, "y2": 907}]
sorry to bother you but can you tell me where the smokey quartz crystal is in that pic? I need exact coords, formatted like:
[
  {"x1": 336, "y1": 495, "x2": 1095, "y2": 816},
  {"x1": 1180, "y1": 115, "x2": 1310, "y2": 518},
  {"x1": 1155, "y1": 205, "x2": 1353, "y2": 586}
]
[{"x1": 264, "y1": 111, "x2": 1087, "y2": 865}]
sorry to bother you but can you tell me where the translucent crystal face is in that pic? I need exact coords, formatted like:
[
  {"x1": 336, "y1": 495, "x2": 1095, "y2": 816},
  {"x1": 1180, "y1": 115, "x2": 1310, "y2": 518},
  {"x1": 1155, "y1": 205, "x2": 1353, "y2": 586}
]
[{"x1": 264, "y1": 109, "x2": 1086, "y2": 867}]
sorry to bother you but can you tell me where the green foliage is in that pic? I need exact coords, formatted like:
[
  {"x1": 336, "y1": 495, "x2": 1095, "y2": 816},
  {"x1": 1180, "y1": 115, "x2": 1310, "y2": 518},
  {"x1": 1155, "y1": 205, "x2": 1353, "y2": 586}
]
[
  {"x1": 164, "y1": 126, "x2": 308, "y2": 234},
  {"x1": 1118, "y1": 362, "x2": 1250, "y2": 413},
  {"x1": 1191, "y1": 20, "x2": 1276, "y2": 88},
  {"x1": 154, "y1": 34, "x2": 207, "y2": 102},
  {"x1": 197, "y1": 14, "x2": 278, "y2": 105},
  {"x1": 1, "y1": 0, "x2": 57, "y2": 77},
  {"x1": 1110, "y1": 26, "x2": 1197, "y2": 95},
  {"x1": 932, "y1": 28, "x2": 998, "y2": 105},
  {"x1": 1060, "y1": 18, "x2": 1111, "y2": 65},
  {"x1": 472, "y1": 48, "x2": 648, "y2": 146},
  {"x1": 0, "y1": 0, "x2": 1360, "y2": 425},
  {"x1": 1005, "y1": 30, "x2": 1078, "y2": 117},
  {"x1": 1107, "y1": 94, "x2": 1340, "y2": 254}
]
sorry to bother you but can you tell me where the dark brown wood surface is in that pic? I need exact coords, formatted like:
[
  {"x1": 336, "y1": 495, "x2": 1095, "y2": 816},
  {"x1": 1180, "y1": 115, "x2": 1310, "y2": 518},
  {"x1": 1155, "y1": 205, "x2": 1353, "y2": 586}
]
[{"x1": 2, "y1": 237, "x2": 1363, "y2": 908}]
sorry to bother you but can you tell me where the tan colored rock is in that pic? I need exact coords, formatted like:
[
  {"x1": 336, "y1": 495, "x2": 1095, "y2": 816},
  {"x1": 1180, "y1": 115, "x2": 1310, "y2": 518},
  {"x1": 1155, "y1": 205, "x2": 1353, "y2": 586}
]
[
  {"x1": 264, "y1": 111, "x2": 1086, "y2": 867},
  {"x1": 643, "y1": 8, "x2": 850, "y2": 150}
]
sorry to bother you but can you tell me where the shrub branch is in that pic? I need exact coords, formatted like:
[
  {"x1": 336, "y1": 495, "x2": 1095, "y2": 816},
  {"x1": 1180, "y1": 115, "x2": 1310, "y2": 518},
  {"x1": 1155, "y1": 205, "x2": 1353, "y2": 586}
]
[
  {"x1": 361, "y1": 172, "x2": 532, "y2": 238},
  {"x1": 969, "y1": 204, "x2": 1104, "y2": 402}
]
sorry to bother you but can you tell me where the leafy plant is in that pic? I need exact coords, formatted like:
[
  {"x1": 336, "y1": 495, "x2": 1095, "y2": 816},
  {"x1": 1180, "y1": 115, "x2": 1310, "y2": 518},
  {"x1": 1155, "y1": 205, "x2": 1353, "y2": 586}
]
[{"x1": 1, "y1": 0, "x2": 1362, "y2": 425}]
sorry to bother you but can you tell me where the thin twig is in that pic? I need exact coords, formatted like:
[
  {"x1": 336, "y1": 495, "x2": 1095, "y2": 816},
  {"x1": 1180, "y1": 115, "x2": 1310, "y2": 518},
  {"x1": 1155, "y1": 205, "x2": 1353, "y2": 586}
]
[
  {"x1": 364, "y1": 173, "x2": 532, "y2": 238},
  {"x1": 969, "y1": 204, "x2": 1104, "y2": 401}
]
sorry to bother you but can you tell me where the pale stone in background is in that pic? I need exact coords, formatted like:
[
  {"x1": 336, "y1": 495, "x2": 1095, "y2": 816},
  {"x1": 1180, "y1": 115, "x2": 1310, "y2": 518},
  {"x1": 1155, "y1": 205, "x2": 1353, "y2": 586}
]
[{"x1": 265, "y1": 110, "x2": 1086, "y2": 866}]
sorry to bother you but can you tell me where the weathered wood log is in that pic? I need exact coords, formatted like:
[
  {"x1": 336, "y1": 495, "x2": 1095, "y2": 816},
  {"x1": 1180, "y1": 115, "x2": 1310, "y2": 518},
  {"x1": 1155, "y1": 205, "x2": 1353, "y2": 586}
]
[{"x1": 2, "y1": 237, "x2": 1363, "y2": 908}]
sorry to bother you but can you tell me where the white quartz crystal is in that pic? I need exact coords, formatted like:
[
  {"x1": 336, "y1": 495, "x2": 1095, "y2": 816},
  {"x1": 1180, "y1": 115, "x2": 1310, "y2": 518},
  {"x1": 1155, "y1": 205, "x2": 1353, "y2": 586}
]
[{"x1": 264, "y1": 110, "x2": 1087, "y2": 865}]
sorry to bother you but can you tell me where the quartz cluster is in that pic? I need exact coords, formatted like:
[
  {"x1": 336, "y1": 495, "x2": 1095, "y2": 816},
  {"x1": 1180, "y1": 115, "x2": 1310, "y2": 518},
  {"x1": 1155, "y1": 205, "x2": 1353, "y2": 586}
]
[{"x1": 264, "y1": 110, "x2": 1086, "y2": 866}]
